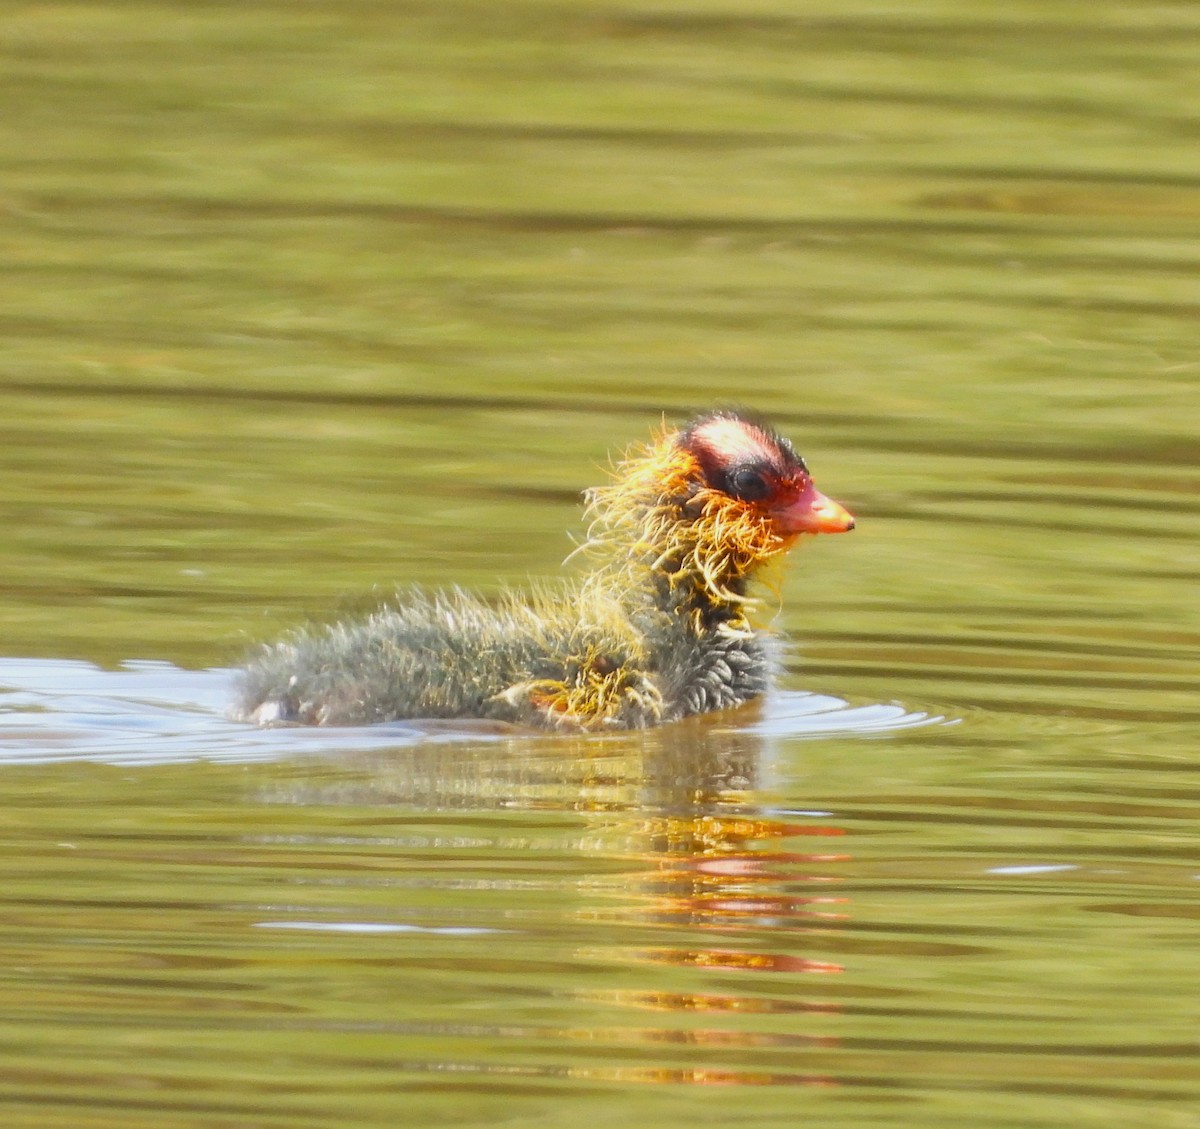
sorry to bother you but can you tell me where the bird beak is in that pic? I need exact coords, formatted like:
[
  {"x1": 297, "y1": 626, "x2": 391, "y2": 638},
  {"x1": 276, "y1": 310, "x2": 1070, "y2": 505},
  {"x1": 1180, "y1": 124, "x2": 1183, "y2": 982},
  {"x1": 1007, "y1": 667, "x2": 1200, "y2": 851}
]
[{"x1": 774, "y1": 480, "x2": 856, "y2": 535}]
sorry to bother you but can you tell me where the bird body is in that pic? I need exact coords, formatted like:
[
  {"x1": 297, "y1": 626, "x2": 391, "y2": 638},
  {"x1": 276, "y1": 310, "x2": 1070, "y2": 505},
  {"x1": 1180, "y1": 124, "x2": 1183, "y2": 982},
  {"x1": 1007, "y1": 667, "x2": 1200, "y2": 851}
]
[{"x1": 235, "y1": 411, "x2": 853, "y2": 730}]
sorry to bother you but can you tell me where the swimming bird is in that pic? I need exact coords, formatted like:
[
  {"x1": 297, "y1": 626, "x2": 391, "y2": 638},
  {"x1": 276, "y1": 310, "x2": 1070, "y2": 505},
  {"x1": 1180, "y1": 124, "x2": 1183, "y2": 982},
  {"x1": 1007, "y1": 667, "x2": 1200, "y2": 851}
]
[{"x1": 234, "y1": 410, "x2": 854, "y2": 730}]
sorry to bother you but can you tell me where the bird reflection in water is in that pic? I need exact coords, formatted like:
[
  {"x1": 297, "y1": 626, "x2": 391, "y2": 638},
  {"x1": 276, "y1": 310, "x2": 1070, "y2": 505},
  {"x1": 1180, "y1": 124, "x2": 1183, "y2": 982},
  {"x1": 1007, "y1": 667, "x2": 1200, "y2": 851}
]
[{"x1": 259, "y1": 705, "x2": 852, "y2": 1088}]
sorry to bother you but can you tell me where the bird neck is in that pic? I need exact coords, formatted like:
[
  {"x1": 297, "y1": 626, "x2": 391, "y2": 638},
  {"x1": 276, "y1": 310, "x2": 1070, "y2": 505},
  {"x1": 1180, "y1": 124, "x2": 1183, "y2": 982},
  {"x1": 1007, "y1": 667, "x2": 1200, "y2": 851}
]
[{"x1": 578, "y1": 433, "x2": 790, "y2": 636}]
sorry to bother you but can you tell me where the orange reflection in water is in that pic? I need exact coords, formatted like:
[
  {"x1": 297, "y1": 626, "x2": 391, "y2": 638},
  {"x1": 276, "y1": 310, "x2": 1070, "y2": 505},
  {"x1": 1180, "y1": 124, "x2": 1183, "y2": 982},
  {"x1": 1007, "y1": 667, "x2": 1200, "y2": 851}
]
[
  {"x1": 637, "y1": 946, "x2": 844, "y2": 976},
  {"x1": 583, "y1": 809, "x2": 852, "y2": 1045}
]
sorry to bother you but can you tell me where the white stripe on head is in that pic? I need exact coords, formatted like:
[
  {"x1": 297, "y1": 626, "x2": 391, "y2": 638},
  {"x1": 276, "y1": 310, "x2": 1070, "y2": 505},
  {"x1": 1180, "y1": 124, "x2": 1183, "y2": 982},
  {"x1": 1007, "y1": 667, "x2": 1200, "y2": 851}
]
[{"x1": 688, "y1": 416, "x2": 780, "y2": 468}]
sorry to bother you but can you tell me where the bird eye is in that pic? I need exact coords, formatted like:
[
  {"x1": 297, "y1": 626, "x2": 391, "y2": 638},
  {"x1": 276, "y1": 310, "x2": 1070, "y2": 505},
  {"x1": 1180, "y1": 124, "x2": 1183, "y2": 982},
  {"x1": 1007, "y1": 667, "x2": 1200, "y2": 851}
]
[{"x1": 727, "y1": 466, "x2": 771, "y2": 501}]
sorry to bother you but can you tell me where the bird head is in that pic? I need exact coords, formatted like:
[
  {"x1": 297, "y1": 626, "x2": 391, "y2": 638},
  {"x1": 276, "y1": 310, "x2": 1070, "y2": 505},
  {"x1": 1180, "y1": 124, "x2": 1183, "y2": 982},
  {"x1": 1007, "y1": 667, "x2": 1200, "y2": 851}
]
[
  {"x1": 582, "y1": 410, "x2": 854, "y2": 614},
  {"x1": 678, "y1": 411, "x2": 855, "y2": 542}
]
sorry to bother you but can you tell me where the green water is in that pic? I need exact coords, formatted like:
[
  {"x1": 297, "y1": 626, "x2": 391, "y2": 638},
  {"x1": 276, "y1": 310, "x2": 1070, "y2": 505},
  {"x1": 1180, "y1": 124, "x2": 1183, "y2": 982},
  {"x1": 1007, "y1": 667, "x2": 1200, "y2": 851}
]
[{"x1": 1, "y1": 2, "x2": 1198, "y2": 1127}]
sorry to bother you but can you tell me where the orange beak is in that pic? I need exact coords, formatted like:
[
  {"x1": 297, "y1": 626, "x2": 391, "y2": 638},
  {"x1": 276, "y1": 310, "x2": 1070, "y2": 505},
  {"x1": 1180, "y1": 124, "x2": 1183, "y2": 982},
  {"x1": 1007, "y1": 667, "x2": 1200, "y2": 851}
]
[{"x1": 773, "y1": 479, "x2": 855, "y2": 535}]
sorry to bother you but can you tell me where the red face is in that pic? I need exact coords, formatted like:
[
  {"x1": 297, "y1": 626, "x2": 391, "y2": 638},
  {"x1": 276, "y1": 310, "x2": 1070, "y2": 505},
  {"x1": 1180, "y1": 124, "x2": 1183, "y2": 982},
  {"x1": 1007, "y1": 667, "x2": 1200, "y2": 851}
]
[{"x1": 682, "y1": 414, "x2": 855, "y2": 536}]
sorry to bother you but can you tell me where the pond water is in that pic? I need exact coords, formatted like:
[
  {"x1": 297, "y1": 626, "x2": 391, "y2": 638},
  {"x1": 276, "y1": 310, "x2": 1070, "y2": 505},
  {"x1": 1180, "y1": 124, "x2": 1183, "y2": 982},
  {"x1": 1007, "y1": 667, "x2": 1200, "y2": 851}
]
[{"x1": 1, "y1": 2, "x2": 1198, "y2": 1127}]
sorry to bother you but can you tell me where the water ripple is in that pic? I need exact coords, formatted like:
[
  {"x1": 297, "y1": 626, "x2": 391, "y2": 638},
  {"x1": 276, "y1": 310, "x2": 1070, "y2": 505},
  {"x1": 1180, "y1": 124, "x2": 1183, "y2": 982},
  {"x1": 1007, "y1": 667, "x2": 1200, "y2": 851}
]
[{"x1": 0, "y1": 658, "x2": 939, "y2": 767}]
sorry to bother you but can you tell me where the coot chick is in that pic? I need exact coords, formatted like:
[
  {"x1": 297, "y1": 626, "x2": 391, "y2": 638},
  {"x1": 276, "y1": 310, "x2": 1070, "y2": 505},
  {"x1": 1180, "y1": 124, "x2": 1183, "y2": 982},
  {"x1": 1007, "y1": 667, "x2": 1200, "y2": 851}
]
[{"x1": 234, "y1": 410, "x2": 854, "y2": 730}]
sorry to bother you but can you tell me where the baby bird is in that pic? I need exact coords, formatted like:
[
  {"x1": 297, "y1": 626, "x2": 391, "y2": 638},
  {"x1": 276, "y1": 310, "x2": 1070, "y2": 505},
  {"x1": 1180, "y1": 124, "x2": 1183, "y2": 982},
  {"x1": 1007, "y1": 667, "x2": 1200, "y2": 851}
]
[{"x1": 234, "y1": 410, "x2": 854, "y2": 730}]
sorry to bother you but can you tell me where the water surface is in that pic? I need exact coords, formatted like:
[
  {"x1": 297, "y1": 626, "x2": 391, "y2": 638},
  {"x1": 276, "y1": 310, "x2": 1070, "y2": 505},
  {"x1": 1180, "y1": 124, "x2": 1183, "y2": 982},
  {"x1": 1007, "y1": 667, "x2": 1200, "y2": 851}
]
[{"x1": 1, "y1": 3, "x2": 1198, "y2": 1128}]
